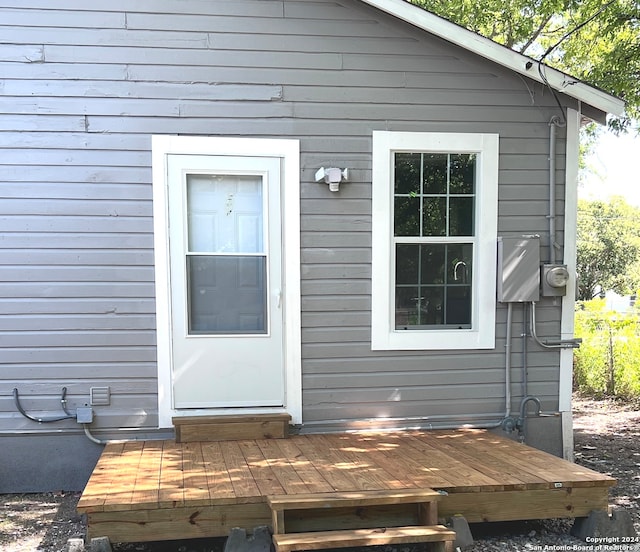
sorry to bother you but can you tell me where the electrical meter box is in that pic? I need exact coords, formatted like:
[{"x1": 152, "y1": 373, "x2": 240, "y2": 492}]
[
  {"x1": 541, "y1": 264, "x2": 570, "y2": 296},
  {"x1": 497, "y1": 236, "x2": 540, "y2": 302}
]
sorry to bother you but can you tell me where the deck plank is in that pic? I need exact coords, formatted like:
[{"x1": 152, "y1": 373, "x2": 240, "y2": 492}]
[
  {"x1": 414, "y1": 432, "x2": 538, "y2": 491},
  {"x1": 237, "y1": 440, "x2": 287, "y2": 497},
  {"x1": 274, "y1": 439, "x2": 335, "y2": 494},
  {"x1": 492, "y1": 437, "x2": 613, "y2": 487},
  {"x1": 129, "y1": 441, "x2": 163, "y2": 510},
  {"x1": 315, "y1": 434, "x2": 409, "y2": 491},
  {"x1": 255, "y1": 438, "x2": 311, "y2": 495},
  {"x1": 437, "y1": 430, "x2": 614, "y2": 488},
  {"x1": 294, "y1": 435, "x2": 365, "y2": 492},
  {"x1": 158, "y1": 440, "x2": 185, "y2": 508},
  {"x1": 432, "y1": 431, "x2": 551, "y2": 489},
  {"x1": 221, "y1": 440, "x2": 262, "y2": 498},
  {"x1": 77, "y1": 442, "x2": 126, "y2": 513},
  {"x1": 201, "y1": 442, "x2": 237, "y2": 503},
  {"x1": 402, "y1": 434, "x2": 498, "y2": 491},
  {"x1": 182, "y1": 442, "x2": 212, "y2": 506},
  {"x1": 103, "y1": 441, "x2": 145, "y2": 512},
  {"x1": 333, "y1": 434, "x2": 417, "y2": 490},
  {"x1": 363, "y1": 433, "x2": 457, "y2": 490}
]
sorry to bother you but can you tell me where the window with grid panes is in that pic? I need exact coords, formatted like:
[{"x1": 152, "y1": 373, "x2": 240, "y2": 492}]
[
  {"x1": 371, "y1": 131, "x2": 498, "y2": 350},
  {"x1": 394, "y1": 152, "x2": 475, "y2": 329}
]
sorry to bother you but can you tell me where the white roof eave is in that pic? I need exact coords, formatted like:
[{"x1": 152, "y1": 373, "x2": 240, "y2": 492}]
[{"x1": 359, "y1": 0, "x2": 626, "y2": 117}]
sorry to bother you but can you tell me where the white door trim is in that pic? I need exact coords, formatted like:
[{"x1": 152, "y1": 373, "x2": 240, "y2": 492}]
[{"x1": 152, "y1": 135, "x2": 302, "y2": 427}]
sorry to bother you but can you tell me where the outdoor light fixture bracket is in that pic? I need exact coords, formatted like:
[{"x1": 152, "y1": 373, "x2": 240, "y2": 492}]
[{"x1": 315, "y1": 167, "x2": 349, "y2": 192}]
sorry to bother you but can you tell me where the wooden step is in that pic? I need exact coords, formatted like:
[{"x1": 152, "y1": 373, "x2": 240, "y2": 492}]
[
  {"x1": 172, "y1": 413, "x2": 291, "y2": 443},
  {"x1": 272, "y1": 525, "x2": 456, "y2": 552},
  {"x1": 268, "y1": 489, "x2": 443, "y2": 511},
  {"x1": 268, "y1": 489, "x2": 442, "y2": 535}
]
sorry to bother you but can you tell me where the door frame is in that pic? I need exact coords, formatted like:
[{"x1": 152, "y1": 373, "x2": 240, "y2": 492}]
[{"x1": 152, "y1": 135, "x2": 302, "y2": 427}]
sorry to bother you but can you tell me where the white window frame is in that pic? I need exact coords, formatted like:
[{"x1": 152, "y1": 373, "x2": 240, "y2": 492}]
[{"x1": 371, "y1": 131, "x2": 499, "y2": 350}]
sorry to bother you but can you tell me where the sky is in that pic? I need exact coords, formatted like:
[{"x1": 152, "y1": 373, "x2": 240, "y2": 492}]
[{"x1": 580, "y1": 128, "x2": 640, "y2": 206}]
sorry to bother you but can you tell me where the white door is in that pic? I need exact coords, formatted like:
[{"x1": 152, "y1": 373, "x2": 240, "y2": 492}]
[{"x1": 167, "y1": 154, "x2": 284, "y2": 409}]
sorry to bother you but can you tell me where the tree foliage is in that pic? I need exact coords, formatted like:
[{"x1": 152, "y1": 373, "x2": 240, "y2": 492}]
[
  {"x1": 577, "y1": 197, "x2": 640, "y2": 300},
  {"x1": 574, "y1": 299, "x2": 640, "y2": 398},
  {"x1": 410, "y1": 0, "x2": 640, "y2": 128}
]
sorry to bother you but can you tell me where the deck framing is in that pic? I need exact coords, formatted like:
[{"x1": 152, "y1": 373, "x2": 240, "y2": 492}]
[{"x1": 78, "y1": 429, "x2": 615, "y2": 544}]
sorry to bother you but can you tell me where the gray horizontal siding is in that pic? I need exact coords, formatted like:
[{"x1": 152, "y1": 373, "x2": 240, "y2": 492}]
[
  {"x1": 2, "y1": 363, "x2": 157, "y2": 379},
  {"x1": 0, "y1": 0, "x2": 570, "y2": 433}
]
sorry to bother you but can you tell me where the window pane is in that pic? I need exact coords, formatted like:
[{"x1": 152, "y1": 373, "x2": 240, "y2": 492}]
[
  {"x1": 422, "y1": 287, "x2": 444, "y2": 325},
  {"x1": 423, "y1": 154, "x2": 448, "y2": 194},
  {"x1": 446, "y1": 286, "x2": 471, "y2": 326},
  {"x1": 392, "y1": 149, "x2": 478, "y2": 332},
  {"x1": 420, "y1": 244, "x2": 446, "y2": 284},
  {"x1": 447, "y1": 244, "x2": 473, "y2": 283},
  {"x1": 423, "y1": 198, "x2": 447, "y2": 236},
  {"x1": 449, "y1": 154, "x2": 476, "y2": 194},
  {"x1": 394, "y1": 153, "x2": 421, "y2": 194},
  {"x1": 187, "y1": 174, "x2": 263, "y2": 253},
  {"x1": 394, "y1": 196, "x2": 421, "y2": 236},
  {"x1": 395, "y1": 286, "x2": 420, "y2": 328},
  {"x1": 449, "y1": 197, "x2": 475, "y2": 236},
  {"x1": 187, "y1": 255, "x2": 267, "y2": 334},
  {"x1": 395, "y1": 244, "x2": 418, "y2": 285},
  {"x1": 395, "y1": 243, "x2": 472, "y2": 329},
  {"x1": 396, "y1": 286, "x2": 445, "y2": 328},
  {"x1": 396, "y1": 244, "x2": 446, "y2": 285}
]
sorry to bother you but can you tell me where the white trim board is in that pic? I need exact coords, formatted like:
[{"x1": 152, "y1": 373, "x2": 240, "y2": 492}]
[
  {"x1": 358, "y1": 0, "x2": 624, "y2": 117},
  {"x1": 559, "y1": 107, "x2": 581, "y2": 460},
  {"x1": 152, "y1": 135, "x2": 302, "y2": 427}
]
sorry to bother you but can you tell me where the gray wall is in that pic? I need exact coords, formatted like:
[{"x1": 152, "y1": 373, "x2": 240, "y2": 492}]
[{"x1": 0, "y1": 0, "x2": 576, "y2": 487}]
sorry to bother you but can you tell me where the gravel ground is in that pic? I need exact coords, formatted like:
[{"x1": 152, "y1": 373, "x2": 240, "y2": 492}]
[{"x1": 1, "y1": 395, "x2": 638, "y2": 552}]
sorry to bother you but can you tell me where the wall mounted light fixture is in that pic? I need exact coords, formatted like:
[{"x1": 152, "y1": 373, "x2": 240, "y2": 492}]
[{"x1": 315, "y1": 167, "x2": 349, "y2": 192}]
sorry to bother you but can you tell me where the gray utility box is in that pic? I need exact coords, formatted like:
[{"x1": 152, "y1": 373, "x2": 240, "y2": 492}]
[{"x1": 497, "y1": 236, "x2": 540, "y2": 302}]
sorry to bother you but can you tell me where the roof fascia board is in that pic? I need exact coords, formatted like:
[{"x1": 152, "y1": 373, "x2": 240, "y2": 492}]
[{"x1": 358, "y1": 0, "x2": 625, "y2": 116}]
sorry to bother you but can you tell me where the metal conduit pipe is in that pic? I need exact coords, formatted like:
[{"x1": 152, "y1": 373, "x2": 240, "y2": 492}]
[
  {"x1": 83, "y1": 424, "x2": 107, "y2": 445},
  {"x1": 503, "y1": 302, "x2": 513, "y2": 422},
  {"x1": 530, "y1": 301, "x2": 582, "y2": 349},
  {"x1": 548, "y1": 115, "x2": 564, "y2": 264},
  {"x1": 522, "y1": 303, "x2": 529, "y2": 399},
  {"x1": 13, "y1": 386, "x2": 148, "y2": 445},
  {"x1": 303, "y1": 303, "x2": 517, "y2": 434},
  {"x1": 81, "y1": 425, "x2": 149, "y2": 445}
]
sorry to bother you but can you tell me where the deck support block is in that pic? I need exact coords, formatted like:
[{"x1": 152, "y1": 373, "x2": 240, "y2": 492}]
[
  {"x1": 224, "y1": 526, "x2": 273, "y2": 552},
  {"x1": 66, "y1": 538, "x2": 86, "y2": 552},
  {"x1": 571, "y1": 508, "x2": 637, "y2": 541},
  {"x1": 446, "y1": 515, "x2": 474, "y2": 549},
  {"x1": 89, "y1": 537, "x2": 113, "y2": 552},
  {"x1": 66, "y1": 536, "x2": 114, "y2": 552}
]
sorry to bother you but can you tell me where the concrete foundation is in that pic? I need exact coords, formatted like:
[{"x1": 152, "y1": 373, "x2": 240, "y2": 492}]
[
  {"x1": 523, "y1": 414, "x2": 564, "y2": 458},
  {"x1": 0, "y1": 433, "x2": 103, "y2": 493}
]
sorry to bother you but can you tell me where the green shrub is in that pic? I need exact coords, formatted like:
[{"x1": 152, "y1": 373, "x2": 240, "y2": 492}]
[{"x1": 574, "y1": 299, "x2": 640, "y2": 398}]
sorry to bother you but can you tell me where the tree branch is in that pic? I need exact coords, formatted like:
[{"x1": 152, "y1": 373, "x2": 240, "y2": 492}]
[{"x1": 519, "y1": 14, "x2": 554, "y2": 54}]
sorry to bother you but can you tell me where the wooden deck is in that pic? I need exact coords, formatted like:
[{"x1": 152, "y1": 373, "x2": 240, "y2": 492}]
[{"x1": 77, "y1": 429, "x2": 616, "y2": 544}]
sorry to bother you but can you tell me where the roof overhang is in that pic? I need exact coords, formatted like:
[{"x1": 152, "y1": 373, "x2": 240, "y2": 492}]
[{"x1": 359, "y1": 0, "x2": 626, "y2": 117}]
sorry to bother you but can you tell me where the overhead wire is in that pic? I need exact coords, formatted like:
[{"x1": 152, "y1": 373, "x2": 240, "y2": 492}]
[{"x1": 534, "y1": 0, "x2": 618, "y2": 124}]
